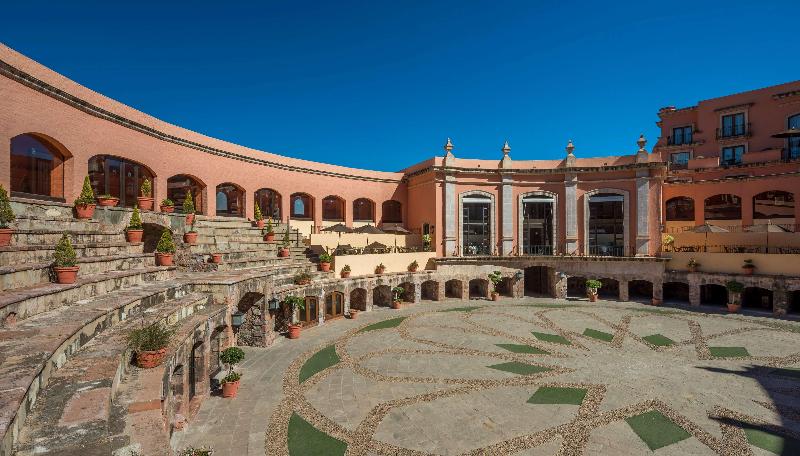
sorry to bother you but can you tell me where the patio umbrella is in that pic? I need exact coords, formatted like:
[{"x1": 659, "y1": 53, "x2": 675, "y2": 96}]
[
  {"x1": 771, "y1": 128, "x2": 800, "y2": 138},
  {"x1": 321, "y1": 223, "x2": 352, "y2": 234},
  {"x1": 354, "y1": 224, "x2": 384, "y2": 234},
  {"x1": 365, "y1": 241, "x2": 388, "y2": 253},
  {"x1": 691, "y1": 222, "x2": 729, "y2": 252},
  {"x1": 382, "y1": 225, "x2": 411, "y2": 234},
  {"x1": 746, "y1": 221, "x2": 789, "y2": 253}
]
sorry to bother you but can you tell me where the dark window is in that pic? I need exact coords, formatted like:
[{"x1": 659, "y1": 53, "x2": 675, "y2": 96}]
[
  {"x1": 325, "y1": 292, "x2": 344, "y2": 319},
  {"x1": 588, "y1": 193, "x2": 624, "y2": 256},
  {"x1": 670, "y1": 152, "x2": 690, "y2": 169},
  {"x1": 672, "y1": 126, "x2": 693, "y2": 145},
  {"x1": 462, "y1": 194, "x2": 491, "y2": 255},
  {"x1": 300, "y1": 297, "x2": 318, "y2": 324},
  {"x1": 753, "y1": 191, "x2": 794, "y2": 219},
  {"x1": 721, "y1": 113, "x2": 745, "y2": 137},
  {"x1": 721, "y1": 145, "x2": 744, "y2": 165},
  {"x1": 665, "y1": 197, "x2": 694, "y2": 221},
  {"x1": 352, "y1": 198, "x2": 374, "y2": 221},
  {"x1": 88, "y1": 155, "x2": 154, "y2": 207},
  {"x1": 789, "y1": 114, "x2": 800, "y2": 160},
  {"x1": 10, "y1": 134, "x2": 65, "y2": 199},
  {"x1": 290, "y1": 193, "x2": 313, "y2": 219},
  {"x1": 215, "y1": 183, "x2": 244, "y2": 217},
  {"x1": 381, "y1": 200, "x2": 402, "y2": 223},
  {"x1": 322, "y1": 196, "x2": 344, "y2": 221},
  {"x1": 704, "y1": 194, "x2": 741, "y2": 220},
  {"x1": 255, "y1": 188, "x2": 281, "y2": 220},
  {"x1": 168, "y1": 175, "x2": 205, "y2": 214},
  {"x1": 521, "y1": 196, "x2": 554, "y2": 255}
]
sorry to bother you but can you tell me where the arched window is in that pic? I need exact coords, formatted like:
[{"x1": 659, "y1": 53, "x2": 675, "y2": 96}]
[
  {"x1": 255, "y1": 188, "x2": 281, "y2": 220},
  {"x1": 382, "y1": 200, "x2": 402, "y2": 223},
  {"x1": 10, "y1": 134, "x2": 66, "y2": 199},
  {"x1": 216, "y1": 183, "x2": 244, "y2": 217},
  {"x1": 290, "y1": 193, "x2": 313, "y2": 219},
  {"x1": 753, "y1": 191, "x2": 794, "y2": 219},
  {"x1": 167, "y1": 174, "x2": 205, "y2": 214},
  {"x1": 665, "y1": 197, "x2": 694, "y2": 221},
  {"x1": 322, "y1": 196, "x2": 345, "y2": 221},
  {"x1": 704, "y1": 194, "x2": 741, "y2": 220},
  {"x1": 88, "y1": 155, "x2": 154, "y2": 208},
  {"x1": 788, "y1": 114, "x2": 800, "y2": 160},
  {"x1": 352, "y1": 198, "x2": 375, "y2": 222}
]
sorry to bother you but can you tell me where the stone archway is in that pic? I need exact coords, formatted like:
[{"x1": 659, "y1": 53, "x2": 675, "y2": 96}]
[
  {"x1": 399, "y1": 282, "x2": 416, "y2": 303},
  {"x1": 445, "y1": 280, "x2": 463, "y2": 299},
  {"x1": 189, "y1": 341, "x2": 205, "y2": 400},
  {"x1": 700, "y1": 284, "x2": 727, "y2": 306},
  {"x1": 524, "y1": 266, "x2": 550, "y2": 296},
  {"x1": 498, "y1": 277, "x2": 515, "y2": 298},
  {"x1": 421, "y1": 281, "x2": 439, "y2": 301},
  {"x1": 373, "y1": 285, "x2": 391, "y2": 307},
  {"x1": 790, "y1": 291, "x2": 800, "y2": 314},
  {"x1": 567, "y1": 276, "x2": 586, "y2": 298},
  {"x1": 209, "y1": 326, "x2": 228, "y2": 378},
  {"x1": 599, "y1": 278, "x2": 620, "y2": 299},
  {"x1": 742, "y1": 287, "x2": 773, "y2": 311},
  {"x1": 628, "y1": 280, "x2": 653, "y2": 302},
  {"x1": 237, "y1": 292, "x2": 266, "y2": 347},
  {"x1": 663, "y1": 282, "x2": 690, "y2": 304},
  {"x1": 350, "y1": 288, "x2": 367, "y2": 311},
  {"x1": 469, "y1": 279, "x2": 489, "y2": 299},
  {"x1": 169, "y1": 364, "x2": 185, "y2": 433}
]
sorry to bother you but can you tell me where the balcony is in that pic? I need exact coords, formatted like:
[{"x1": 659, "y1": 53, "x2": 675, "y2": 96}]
[
  {"x1": 666, "y1": 135, "x2": 695, "y2": 146},
  {"x1": 716, "y1": 123, "x2": 751, "y2": 140}
]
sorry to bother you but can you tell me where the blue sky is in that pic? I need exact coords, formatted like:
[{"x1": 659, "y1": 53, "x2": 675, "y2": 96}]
[{"x1": 2, "y1": 0, "x2": 798, "y2": 171}]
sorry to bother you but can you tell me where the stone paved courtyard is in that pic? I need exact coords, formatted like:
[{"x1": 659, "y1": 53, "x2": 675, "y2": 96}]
[{"x1": 173, "y1": 298, "x2": 800, "y2": 455}]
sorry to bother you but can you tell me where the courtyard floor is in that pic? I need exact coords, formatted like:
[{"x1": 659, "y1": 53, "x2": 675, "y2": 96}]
[{"x1": 172, "y1": 298, "x2": 800, "y2": 455}]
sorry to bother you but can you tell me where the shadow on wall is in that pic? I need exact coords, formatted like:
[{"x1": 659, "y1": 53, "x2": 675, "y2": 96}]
[{"x1": 142, "y1": 223, "x2": 170, "y2": 254}]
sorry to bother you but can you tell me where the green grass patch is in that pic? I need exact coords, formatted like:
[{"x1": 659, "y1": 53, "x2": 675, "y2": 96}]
[
  {"x1": 440, "y1": 306, "x2": 484, "y2": 313},
  {"x1": 583, "y1": 328, "x2": 614, "y2": 342},
  {"x1": 495, "y1": 343, "x2": 549, "y2": 354},
  {"x1": 744, "y1": 427, "x2": 800, "y2": 454},
  {"x1": 625, "y1": 410, "x2": 690, "y2": 450},
  {"x1": 772, "y1": 367, "x2": 800, "y2": 379},
  {"x1": 531, "y1": 331, "x2": 571, "y2": 345},
  {"x1": 288, "y1": 413, "x2": 347, "y2": 456},
  {"x1": 487, "y1": 361, "x2": 551, "y2": 376},
  {"x1": 642, "y1": 334, "x2": 675, "y2": 347},
  {"x1": 709, "y1": 346, "x2": 750, "y2": 358},
  {"x1": 527, "y1": 386, "x2": 587, "y2": 405},
  {"x1": 299, "y1": 345, "x2": 340, "y2": 383},
  {"x1": 357, "y1": 317, "x2": 406, "y2": 333}
]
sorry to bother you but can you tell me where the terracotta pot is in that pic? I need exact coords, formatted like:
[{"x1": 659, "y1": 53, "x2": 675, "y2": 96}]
[
  {"x1": 376, "y1": 267, "x2": 386, "y2": 275},
  {"x1": 651, "y1": 298, "x2": 663, "y2": 306},
  {"x1": 408, "y1": 266, "x2": 418, "y2": 272},
  {"x1": 96, "y1": 197, "x2": 119, "y2": 207},
  {"x1": 588, "y1": 293, "x2": 598, "y2": 302},
  {"x1": 185, "y1": 213, "x2": 195, "y2": 225},
  {"x1": 319, "y1": 262, "x2": 331, "y2": 272},
  {"x1": 183, "y1": 232, "x2": 198, "y2": 244},
  {"x1": 688, "y1": 265, "x2": 698, "y2": 273},
  {"x1": 288, "y1": 324, "x2": 302, "y2": 339},
  {"x1": 391, "y1": 300, "x2": 402, "y2": 309},
  {"x1": 0, "y1": 228, "x2": 12, "y2": 247},
  {"x1": 278, "y1": 248, "x2": 290, "y2": 258},
  {"x1": 137, "y1": 197, "x2": 154, "y2": 211},
  {"x1": 491, "y1": 292, "x2": 499, "y2": 302},
  {"x1": 155, "y1": 252, "x2": 174, "y2": 266},
  {"x1": 295, "y1": 279, "x2": 311, "y2": 285},
  {"x1": 135, "y1": 348, "x2": 167, "y2": 369},
  {"x1": 126, "y1": 229, "x2": 144, "y2": 243},
  {"x1": 742, "y1": 267, "x2": 754, "y2": 276},
  {"x1": 256, "y1": 219, "x2": 265, "y2": 228},
  {"x1": 211, "y1": 253, "x2": 223, "y2": 264},
  {"x1": 349, "y1": 310, "x2": 359, "y2": 319},
  {"x1": 727, "y1": 303, "x2": 741, "y2": 313},
  {"x1": 222, "y1": 380, "x2": 240, "y2": 398},
  {"x1": 160, "y1": 205, "x2": 175, "y2": 213},
  {"x1": 341, "y1": 271, "x2": 351, "y2": 278},
  {"x1": 54, "y1": 265, "x2": 79, "y2": 284},
  {"x1": 75, "y1": 204, "x2": 96, "y2": 219},
  {"x1": 264, "y1": 232, "x2": 275, "y2": 242}
]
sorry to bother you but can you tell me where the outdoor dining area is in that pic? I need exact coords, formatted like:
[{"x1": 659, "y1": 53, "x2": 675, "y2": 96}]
[
  {"x1": 316, "y1": 223, "x2": 429, "y2": 256},
  {"x1": 664, "y1": 221, "x2": 800, "y2": 254}
]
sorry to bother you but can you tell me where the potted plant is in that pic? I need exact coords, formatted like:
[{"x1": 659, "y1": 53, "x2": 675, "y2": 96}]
[
  {"x1": 254, "y1": 202, "x2": 265, "y2": 228},
  {"x1": 278, "y1": 228, "x2": 291, "y2": 257},
  {"x1": 263, "y1": 218, "x2": 275, "y2": 242},
  {"x1": 183, "y1": 192, "x2": 196, "y2": 225},
  {"x1": 422, "y1": 234, "x2": 431, "y2": 251},
  {"x1": 128, "y1": 322, "x2": 175, "y2": 368},
  {"x1": 126, "y1": 206, "x2": 144, "y2": 243},
  {"x1": 348, "y1": 308, "x2": 359, "y2": 319},
  {"x1": 284, "y1": 295, "x2": 305, "y2": 339},
  {"x1": 220, "y1": 346, "x2": 245, "y2": 398},
  {"x1": 178, "y1": 447, "x2": 213, "y2": 456},
  {"x1": 155, "y1": 230, "x2": 176, "y2": 266},
  {"x1": 96, "y1": 193, "x2": 119, "y2": 207},
  {"x1": 0, "y1": 185, "x2": 14, "y2": 247},
  {"x1": 391, "y1": 286, "x2": 404, "y2": 309},
  {"x1": 210, "y1": 253, "x2": 223, "y2": 264},
  {"x1": 340, "y1": 264, "x2": 351, "y2": 278},
  {"x1": 586, "y1": 279, "x2": 602, "y2": 302},
  {"x1": 293, "y1": 272, "x2": 312, "y2": 285},
  {"x1": 318, "y1": 251, "x2": 332, "y2": 272},
  {"x1": 183, "y1": 218, "x2": 198, "y2": 244},
  {"x1": 726, "y1": 280, "x2": 744, "y2": 313},
  {"x1": 375, "y1": 263, "x2": 386, "y2": 274},
  {"x1": 687, "y1": 258, "x2": 700, "y2": 273},
  {"x1": 137, "y1": 178, "x2": 154, "y2": 211},
  {"x1": 742, "y1": 259, "x2": 756, "y2": 276},
  {"x1": 663, "y1": 234, "x2": 675, "y2": 252},
  {"x1": 408, "y1": 260, "x2": 419, "y2": 272},
  {"x1": 53, "y1": 234, "x2": 79, "y2": 284},
  {"x1": 160, "y1": 198, "x2": 175, "y2": 213},
  {"x1": 74, "y1": 176, "x2": 96, "y2": 219},
  {"x1": 488, "y1": 270, "x2": 503, "y2": 301}
]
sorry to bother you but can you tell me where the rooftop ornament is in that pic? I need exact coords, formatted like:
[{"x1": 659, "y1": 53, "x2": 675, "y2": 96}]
[
  {"x1": 564, "y1": 139, "x2": 576, "y2": 167},
  {"x1": 636, "y1": 134, "x2": 649, "y2": 163}
]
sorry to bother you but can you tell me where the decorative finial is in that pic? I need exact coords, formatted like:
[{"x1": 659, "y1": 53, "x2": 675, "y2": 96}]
[
  {"x1": 566, "y1": 139, "x2": 575, "y2": 156},
  {"x1": 637, "y1": 134, "x2": 647, "y2": 152},
  {"x1": 501, "y1": 140, "x2": 511, "y2": 156},
  {"x1": 444, "y1": 137, "x2": 454, "y2": 153}
]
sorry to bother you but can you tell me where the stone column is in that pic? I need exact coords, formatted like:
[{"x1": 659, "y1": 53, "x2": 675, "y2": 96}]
[
  {"x1": 317, "y1": 289, "x2": 325, "y2": 324},
  {"x1": 619, "y1": 280, "x2": 629, "y2": 301},
  {"x1": 564, "y1": 173, "x2": 578, "y2": 254},
  {"x1": 413, "y1": 282, "x2": 422, "y2": 303},
  {"x1": 443, "y1": 173, "x2": 457, "y2": 256},
  {"x1": 688, "y1": 277, "x2": 701, "y2": 306},
  {"x1": 500, "y1": 174, "x2": 514, "y2": 255},
  {"x1": 635, "y1": 169, "x2": 651, "y2": 256},
  {"x1": 773, "y1": 284, "x2": 788, "y2": 317},
  {"x1": 652, "y1": 278, "x2": 663, "y2": 303},
  {"x1": 460, "y1": 280, "x2": 469, "y2": 301},
  {"x1": 343, "y1": 289, "x2": 351, "y2": 314},
  {"x1": 366, "y1": 287, "x2": 374, "y2": 312}
]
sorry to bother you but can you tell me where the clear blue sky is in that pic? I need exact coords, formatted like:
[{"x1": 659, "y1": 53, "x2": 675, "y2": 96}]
[{"x1": 2, "y1": 0, "x2": 798, "y2": 171}]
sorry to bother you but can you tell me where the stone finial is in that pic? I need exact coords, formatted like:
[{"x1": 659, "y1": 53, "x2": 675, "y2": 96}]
[
  {"x1": 636, "y1": 134, "x2": 649, "y2": 164},
  {"x1": 502, "y1": 140, "x2": 511, "y2": 156},
  {"x1": 444, "y1": 137, "x2": 454, "y2": 154},
  {"x1": 500, "y1": 140, "x2": 512, "y2": 169},
  {"x1": 637, "y1": 134, "x2": 647, "y2": 152},
  {"x1": 566, "y1": 139, "x2": 575, "y2": 156}
]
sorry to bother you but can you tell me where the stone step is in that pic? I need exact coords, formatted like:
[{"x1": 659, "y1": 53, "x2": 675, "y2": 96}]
[
  {"x1": 214, "y1": 257, "x2": 314, "y2": 272},
  {"x1": 195, "y1": 232, "x2": 301, "y2": 243},
  {"x1": 191, "y1": 224, "x2": 294, "y2": 235},
  {"x1": 0, "y1": 266, "x2": 176, "y2": 324},
  {"x1": 191, "y1": 241, "x2": 304, "y2": 251},
  {"x1": 11, "y1": 229, "x2": 124, "y2": 246},
  {"x1": 0, "y1": 252, "x2": 157, "y2": 292},
  {"x1": 10, "y1": 215, "x2": 103, "y2": 232},
  {"x1": 0, "y1": 242, "x2": 143, "y2": 264}
]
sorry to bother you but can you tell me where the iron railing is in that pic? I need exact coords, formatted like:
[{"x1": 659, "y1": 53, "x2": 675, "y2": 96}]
[{"x1": 716, "y1": 122, "x2": 751, "y2": 140}]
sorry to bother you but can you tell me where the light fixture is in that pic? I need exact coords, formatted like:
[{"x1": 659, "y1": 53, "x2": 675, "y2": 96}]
[
  {"x1": 514, "y1": 271, "x2": 523, "y2": 281},
  {"x1": 231, "y1": 311, "x2": 245, "y2": 327},
  {"x1": 268, "y1": 297, "x2": 279, "y2": 310}
]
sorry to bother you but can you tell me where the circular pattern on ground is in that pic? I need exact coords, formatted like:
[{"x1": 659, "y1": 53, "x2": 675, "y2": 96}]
[{"x1": 267, "y1": 301, "x2": 800, "y2": 455}]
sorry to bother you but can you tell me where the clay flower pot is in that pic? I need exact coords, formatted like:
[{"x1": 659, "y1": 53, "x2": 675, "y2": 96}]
[
  {"x1": 75, "y1": 204, "x2": 96, "y2": 219},
  {"x1": 340, "y1": 271, "x2": 350, "y2": 278},
  {"x1": 126, "y1": 229, "x2": 143, "y2": 243},
  {"x1": 651, "y1": 298, "x2": 663, "y2": 306},
  {"x1": 183, "y1": 232, "x2": 198, "y2": 244},
  {"x1": 264, "y1": 232, "x2": 275, "y2": 242},
  {"x1": 588, "y1": 293, "x2": 598, "y2": 302},
  {"x1": 688, "y1": 265, "x2": 698, "y2": 273},
  {"x1": 727, "y1": 303, "x2": 741, "y2": 313},
  {"x1": 375, "y1": 267, "x2": 386, "y2": 275},
  {"x1": 278, "y1": 248, "x2": 290, "y2": 258},
  {"x1": 408, "y1": 267, "x2": 418, "y2": 272},
  {"x1": 256, "y1": 219, "x2": 265, "y2": 228},
  {"x1": 222, "y1": 380, "x2": 240, "y2": 398},
  {"x1": 348, "y1": 310, "x2": 359, "y2": 319},
  {"x1": 0, "y1": 228, "x2": 12, "y2": 247},
  {"x1": 288, "y1": 324, "x2": 302, "y2": 339},
  {"x1": 742, "y1": 266, "x2": 754, "y2": 276},
  {"x1": 160, "y1": 205, "x2": 175, "y2": 213},
  {"x1": 135, "y1": 348, "x2": 167, "y2": 369},
  {"x1": 185, "y1": 213, "x2": 195, "y2": 225},
  {"x1": 155, "y1": 252, "x2": 174, "y2": 266},
  {"x1": 391, "y1": 300, "x2": 402, "y2": 309},
  {"x1": 491, "y1": 292, "x2": 499, "y2": 302},
  {"x1": 96, "y1": 197, "x2": 119, "y2": 207},
  {"x1": 210, "y1": 253, "x2": 223, "y2": 264},
  {"x1": 137, "y1": 197, "x2": 154, "y2": 211},
  {"x1": 54, "y1": 266, "x2": 79, "y2": 284},
  {"x1": 319, "y1": 262, "x2": 331, "y2": 272}
]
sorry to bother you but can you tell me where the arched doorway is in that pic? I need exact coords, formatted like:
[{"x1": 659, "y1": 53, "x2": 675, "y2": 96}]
[
  {"x1": 663, "y1": 282, "x2": 690, "y2": 304},
  {"x1": 700, "y1": 284, "x2": 727, "y2": 306},
  {"x1": 599, "y1": 278, "x2": 619, "y2": 299},
  {"x1": 373, "y1": 285, "x2": 391, "y2": 307},
  {"x1": 300, "y1": 296, "x2": 319, "y2": 326},
  {"x1": 704, "y1": 194, "x2": 741, "y2": 221},
  {"x1": 325, "y1": 291, "x2": 345, "y2": 319},
  {"x1": 290, "y1": 193, "x2": 314, "y2": 220},
  {"x1": 752, "y1": 191, "x2": 794, "y2": 220},
  {"x1": 469, "y1": 279, "x2": 489, "y2": 299},
  {"x1": 790, "y1": 291, "x2": 800, "y2": 314},
  {"x1": 216, "y1": 183, "x2": 245, "y2": 217},
  {"x1": 445, "y1": 280, "x2": 463, "y2": 299},
  {"x1": 742, "y1": 287, "x2": 772, "y2": 311},
  {"x1": 322, "y1": 196, "x2": 345, "y2": 222},
  {"x1": 381, "y1": 200, "x2": 402, "y2": 224},
  {"x1": 421, "y1": 281, "x2": 439, "y2": 301},
  {"x1": 350, "y1": 288, "x2": 367, "y2": 311},
  {"x1": 524, "y1": 266, "x2": 550, "y2": 296},
  {"x1": 88, "y1": 155, "x2": 154, "y2": 207},
  {"x1": 209, "y1": 326, "x2": 228, "y2": 378},
  {"x1": 628, "y1": 280, "x2": 653, "y2": 302},
  {"x1": 567, "y1": 276, "x2": 587, "y2": 298},
  {"x1": 497, "y1": 278, "x2": 514, "y2": 298},
  {"x1": 168, "y1": 174, "x2": 205, "y2": 214},
  {"x1": 254, "y1": 188, "x2": 282, "y2": 220},
  {"x1": 399, "y1": 282, "x2": 415, "y2": 303},
  {"x1": 189, "y1": 341, "x2": 205, "y2": 400},
  {"x1": 353, "y1": 198, "x2": 375, "y2": 223},
  {"x1": 10, "y1": 133, "x2": 68, "y2": 200}
]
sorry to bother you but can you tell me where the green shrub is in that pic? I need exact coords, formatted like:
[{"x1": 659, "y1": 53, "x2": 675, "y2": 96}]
[
  {"x1": 140, "y1": 178, "x2": 152, "y2": 197},
  {"x1": 128, "y1": 206, "x2": 143, "y2": 230},
  {"x1": 127, "y1": 322, "x2": 175, "y2": 352},
  {"x1": 0, "y1": 185, "x2": 14, "y2": 228},
  {"x1": 409, "y1": 260, "x2": 419, "y2": 270},
  {"x1": 585, "y1": 279, "x2": 603, "y2": 291},
  {"x1": 294, "y1": 272, "x2": 312, "y2": 284},
  {"x1": 53, "y1": 234, "x2": 77, "y2": 267},
  {"x1": 254, "y1": 201, "x2": 263, "y2": 221},
  {"x1": 221, "y1": 371, "x2": 241, "y2": 384},
  {"x1": 75, "y1": 176, "x2": 95, "y2": 206},
  {"x1": 392, "y1": 286, "x2": 405, "y2": 301},
  {"x1": 318, "y1": 252, "x2": 332, "y2": 263},
  {"x1": 156, "y1": 230, "x2": 176, "y2": 253},
  {"x1": 220, "y1": 346, "x2": 245, "y2": 369},
  {"x1": 161, "y1": 198, "x2": 174, "y2": 206},
  {"x1": 488, "y1": 271, "x2": 503, "y2": 291},
  {"x1": 182, "y1": 192, "x2": 195, "y2": 214},
  {"x1": 726, "y1": 280, "x2": 744, "y2": 293},
  {"x1": 177, "y1": 447, "x2": 213, "y2": 456},
  {"x1": 266, "y1": 217, "x2": 274, "y2": 234},
  {"x1": 282, "y1": 227, "x2": 291, "y2": 246},
  {"x1": 284, "y1": 295, "x2": 306, "y2": 312},
  {"x1": 342, "y1": 264, "x2": 351, "y2": 272}
]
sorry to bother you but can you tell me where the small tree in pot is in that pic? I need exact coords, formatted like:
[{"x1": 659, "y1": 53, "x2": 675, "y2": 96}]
[
  {"x1": 285, "y1": 295, "x2": 306, "y2": 339},
  {"x1": 488, "y1": 270, "x2": 503, "y2": 301},
  {"x1": 53, "y1": 234, "x2": 79, "y2": 284},
  {"x1": 74, "y1": 176, "x2": 96, "y2": 219},
  {"x1": 96, "y1": 193, "x2": 119, "y2": 207},
  {"x1": 263, "y1": 218, "x2": 275, "y2": 242},
  {"x1": 408, "y1": 260, "x2": 419, "y2": 272},
  {"x1": 128, "y1": 322, "x2": 175, "y2": 368},
  {"x1": 278, "y1": 228, "x2": 291, "y2": 257},
  {"x1": 391, "y1": 286, "x2": 405, "y2": 309},
  {"x1": 183, "y1": 191, "x2": 196, "y2": 225},
  {"x1": 318, "y1": 251, "x2": 332, "y2": 272},
  {"x1": 742, "y1": 259, "x2": 756, "y2": 276},
  {"x1": 0, "y1": 185, "x2": 15, "y2": 247},
  {"x1": 586, "y1": 279, "x2": 602, "y2": 302},
  {"x1": 137, "y1": 178, "x2": 154, "y2": 211},
  {"x1": 726, "y1": 280, "x2": 744, "y2": 313},
  {"x1": 155, "y1": 230, "x2": 176, "y2": 266},
  {"x1": 126, "y1": 206, "x2": 144, "y2": 243},
  {"x1": 220, "y1": 346, "x2": 245, "y2": 398},
  {"x1": 422, "y1": 234, "x2": 431, "y2": 251},
  {"x1": 160, "y1": 198, "x2": 175, "y2": 213},
  {"x1": 687, "y1": 258, "x2": 700, "y2": 273},
  {"x1": 183, "y1": 218, "x2": 198, "y2": 244},
  {"x1": 340, "y1": 264, "x2": 351, "y2": 278},
  {"x1": 254, "y1": 202, "x2": 264, "y2": 228},
  {"x1": 375, "y1": 263, "x2": 386, "y2": 274}
]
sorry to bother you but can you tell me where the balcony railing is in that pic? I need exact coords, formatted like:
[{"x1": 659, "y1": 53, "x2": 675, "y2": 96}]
[
  {"x1": 664, "y1": 224, "x2": 799, "y2": 233},
  {"x1": 519, "y1": 245, "x2": 554, "y2": 255},
  {"x1": 666, "y1": 135, "x2": 694, "y2": 146},
  {"x1": 716, "y1": 123, "x2": 751, "y2": 140},
  {"x1": 665, "y1": 244, "x2": 800, "y2": 254}
]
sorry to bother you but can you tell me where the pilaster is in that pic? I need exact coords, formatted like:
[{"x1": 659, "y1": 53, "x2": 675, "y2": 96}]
[
  {"x1": 443, "y1": 173, "x2": 457, "y2": 256},
  {"x1": 500, "y1": 173, "x2": 514, "y2": 255},
  {"x1": 564, "y1": 173, "x2": 578, "y2": 254},
  {"x1": 635, "y1": 168, "x2": 651, "y2": 256}
]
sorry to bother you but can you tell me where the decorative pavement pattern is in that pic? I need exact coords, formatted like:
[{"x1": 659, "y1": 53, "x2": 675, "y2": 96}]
[{"x1": 178, "y1": 299, "x2": 800, "y2": 455}]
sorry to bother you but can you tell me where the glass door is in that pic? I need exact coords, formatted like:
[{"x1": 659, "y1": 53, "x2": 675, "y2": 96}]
[
  {"x1": 522, "y1": 197, "x2": 553, "y2": 255},
  {"x1": 462, "y1": 195, "x2": 491, "y2": 255}
]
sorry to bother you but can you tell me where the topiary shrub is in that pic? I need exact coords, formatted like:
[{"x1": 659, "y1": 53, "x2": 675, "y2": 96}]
[
  {"x1": 253, "y1": 201, "x2": 263, "y2": 221},
  {"x1": 161, "y1": 198, "x2": 174, "y2": 206},
  {"x1": 128, "y1": 206, "x2": 143, "y2": 230},
  {"x1": 488, "y1": 271, "x2": 503, "y2": 292},
  {"x1": 0, "y1": 185, "x2": 14, "y2": 228},
  {"x1": 585, "y1": 279, "x2": 603, "y2": 292},
  {"x1": 318, "y1": 252, "x2": 332, "y2": 263},
  {"x1": 265, "y1": 217, "x2": 274, "y2": 234},
  {"x1": 392, "y1": 286, "x2": 405, "y2": 301},
  {"x1": 53, "y1": 234, "x2": 77, "y2": 267},
  {"x1": 726, "y1": 280, "x2": 744, "y2": 293},
  {"x1": 75, "y1": 176, "x2": 95, "y2": 206},
  {"x1": 140, "y1": 178, "x2": 152, "y2": 197},
  {"x1": 182, "y1": 192, "x2": 195, "y2": 214},
  {"x1": 156, "y1": 230, "x2": 176, "y2": 254},
  {"x1": 220, "y1": 346, "x2": 245, "y2": 384}
]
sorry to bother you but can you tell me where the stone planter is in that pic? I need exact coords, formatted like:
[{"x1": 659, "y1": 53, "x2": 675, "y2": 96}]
[
  {"x1": 288, "y1": 324, "x2": 302, "y2": 339},
  {"x1": 54, "y1": 266, "x2": 79, "y2": 284},
  {"x1": 160, "y1": 205, "x2": 175, "y2": 213},
  {"x1": 278, "y1": 248, "x2": 290, "y2": 258},
  {"x1": 340, "y1": 271, "x2": 350, "y2": 278},
  {"x1": 256, "y1": 219, "x2": 265, "y2": 228},
  {"x1": 96, "y1": 197, "x2": 119, "y2": 207},
  {"x1": 155, "y1": 252, "x2": 174, "y2": 266},
  {"x1": 211, "y1": 253, "x2": 223, "y2": 264},
  {"x1": 135, "y1": 348, "x2": 167, "y2": 369},
  {"x1": 0, "y1": 228, "x2": 12, "y2": 247},
  {"x1": 185, "y1": 213, "x2": 195, "y2": 225},
  {"x1": 408, "y1": 266, "x2": 418, "y2": 273},
  {"x1": 349, "y1": 310, "x2": 359, "y2": 319},
  {"x1": 137, "y1": 197, "x2": 154, "y2": 211},
  {"x1": 222, "y1": 380, "x2": 240, "y2": 398},
  {"x1": 391, "y1": 300, "x2": 402, "y2": 309},
  {"x1": 75, "y1": 203, "x2": 96, "y2": 219},
  {"x1": 264, "y1": 232, "x2": 275, "y2": 242},
  {"x1": 183, "y1": 232, "x2": 198, "y2": 244},
  {"x1": 126, "y1": 229, "x2": 144, "y2": 243},
  {"x1": 319, "y1": 262, "x2": 331, "y2": 272}
]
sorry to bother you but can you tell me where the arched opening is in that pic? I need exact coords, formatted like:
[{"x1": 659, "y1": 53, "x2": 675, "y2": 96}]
[
  {"x1": 142, "y1": 222, "x2": 170, "y2": 253},
  {"x1": 468, "y1": 279, "x2": 489, "y2": 299},
  {"x1": 598, "y1": 278, "x2": 619, "y2": 299},
  {"x1": 445, "y1": 279, "x2": 463, "y2": 299},
  {"x1": 524, "y1": 266, "x2": 550, "y2": 296},
  {"x1": 567, "y1": 276, "x2": 587, "y2": 298},
  {"x1": 300, "y1": 296, "x2": 319, "y2": 326},
  {"x1": 787, "y1": 114, "x2": 800, "y2": 160},
  {"x1": 665, "y1": 197, "x2": 694, "y2": 221},
  {"x1": 373, "y1": 285, "x2": 391, "y2": 307},
  {"x1": 700, "y1": 284, "x2": 727, "y2": 306},
  {"x1": 169, "y1": 364, "x2": 185, "y2": 431},
  {"x1": 189, "y1": 341, "x2": 205, "y2": 400},
  {"x1": 209, "y1": 326, "x2": 228, "y2": 378},
  {"x1": 236, "y1": 292, "x2": 266, "y2": 347},
  {"x1": 663, "y1": 282, "x2": 690, "y2": 304},
  {"x1": 421, "y1": 281, "x2": 439, "y2": 301},
  {"x1": 497, "y1": 277, "x2": 515, "y2": 298},
  {"x1": 350, "y1": 288, "x2": 367, "y2": 311},
  {"x1": 168, "y1": 174, "x2": 205, "y2": 214},
  {"x1": 753, "y1": 191, "x2": 794, "y2": 220},
  {"x1": 789, "y1": 291, "x2": 800, "y2": 314},
  {"x1": 10, "y1": 133, "x2": 68, "y2": 200},
  {"x1": 325, "y1": 291, "x2": 345, "y2": 319},
  {"x1": 322, "y1": 196, "x2": 345, "y2": 222},
  {"x1": 399, "y1": 282, "x2": 415, "y2": 303},
  {"x1": 353, "y1": 198, "x2": 375, "y2": 222},
  {"x1": 88, "y1": 155, "x2": 155, "y2": 207},
  {"x1": 742, "y1": 287, "x2": 773, "y2": 311},
  {"x1": 290, "y1": 193, "x2": 314, "y2": 220},
  {"x1": 381, "y1": 200, "x2": 403, "y2": 224},
  {"x1": 628, "y1": 280, "x2": 653, "y2": 302},
  {"x1": 521, "y1": 193, "x2": 555, "y2": 255},
  {"x1": 704, "y1": 194, "x2": 741, "y2": 220},
  {"x1": 216, "y1": 183, "x2": 245, "y2": 217},
  {"x1": 255, "y1": 188, "x2": 282, "y2": 220},
  {"x1": 588, "y1": 193, "x2": 625, "y2": 256},
  {"x1": 461, "y1": 193, "x2": 492, "y2": 256}
]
